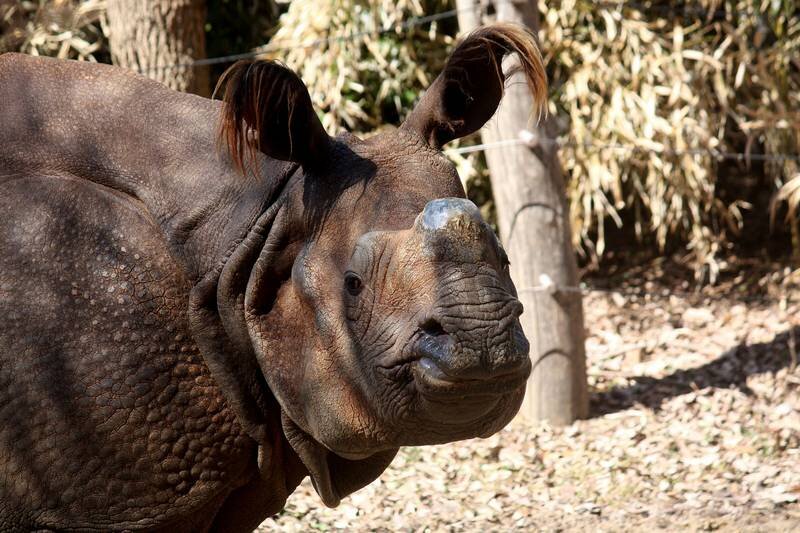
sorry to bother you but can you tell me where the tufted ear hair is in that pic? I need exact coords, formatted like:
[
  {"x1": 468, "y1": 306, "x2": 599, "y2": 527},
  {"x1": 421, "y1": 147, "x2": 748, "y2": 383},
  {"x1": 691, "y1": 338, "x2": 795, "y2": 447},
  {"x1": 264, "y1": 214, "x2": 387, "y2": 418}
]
[
  {"x1": 401, "y1": 22, "x2": 548, "y2": 149},
  {"x1": 215, "y1": 59, "x2": 331, "y2": 173}
]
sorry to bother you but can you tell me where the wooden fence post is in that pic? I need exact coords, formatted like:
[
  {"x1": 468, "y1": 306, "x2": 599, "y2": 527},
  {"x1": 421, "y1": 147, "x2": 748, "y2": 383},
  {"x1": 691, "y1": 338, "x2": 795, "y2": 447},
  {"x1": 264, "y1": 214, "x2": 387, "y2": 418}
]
[{"x1": 107, "y1": 0, "x2": 210, "y2": 97}]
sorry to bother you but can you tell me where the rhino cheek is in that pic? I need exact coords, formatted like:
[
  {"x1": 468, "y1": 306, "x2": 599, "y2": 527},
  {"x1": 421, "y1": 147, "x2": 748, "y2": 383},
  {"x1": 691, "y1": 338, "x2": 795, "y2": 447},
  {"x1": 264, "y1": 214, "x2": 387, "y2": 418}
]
[
  {"x1": 246, "y1": 296, "x2": 312, "y2": 431},
  {"x1": 250, "y1": 266, "x2": 386, "y2": 454},
  {"x1": 301, "y1": 362, "x2": 381, "y2": 454}
]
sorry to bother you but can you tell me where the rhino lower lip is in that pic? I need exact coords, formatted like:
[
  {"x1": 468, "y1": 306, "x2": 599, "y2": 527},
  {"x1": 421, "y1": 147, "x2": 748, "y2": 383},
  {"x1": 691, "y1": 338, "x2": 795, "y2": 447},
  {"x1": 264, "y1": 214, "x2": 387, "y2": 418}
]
[{"x1": 411, "y1": 357, "x2": 531, "y2": 399}]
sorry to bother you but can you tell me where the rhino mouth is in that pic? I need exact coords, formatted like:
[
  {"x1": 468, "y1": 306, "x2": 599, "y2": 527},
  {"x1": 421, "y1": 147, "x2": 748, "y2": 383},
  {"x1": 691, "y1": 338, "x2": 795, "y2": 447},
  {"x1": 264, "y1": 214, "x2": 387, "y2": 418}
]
[
  {"x1": 411, "y1": 356, "x2": 530, "y2": 400},
  {"x1": 401, "y1": 319, "x2": 531, "y2": 400},
  {"x1": 376, "y1": 313, "x2": 530, "y2": 401}
]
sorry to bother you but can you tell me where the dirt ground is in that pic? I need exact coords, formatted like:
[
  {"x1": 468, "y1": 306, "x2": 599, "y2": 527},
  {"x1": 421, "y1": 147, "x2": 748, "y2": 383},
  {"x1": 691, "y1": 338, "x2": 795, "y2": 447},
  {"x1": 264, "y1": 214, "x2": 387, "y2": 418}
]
[{"x1": 261, "y1": 257, "x2": 800, "y2": 532}]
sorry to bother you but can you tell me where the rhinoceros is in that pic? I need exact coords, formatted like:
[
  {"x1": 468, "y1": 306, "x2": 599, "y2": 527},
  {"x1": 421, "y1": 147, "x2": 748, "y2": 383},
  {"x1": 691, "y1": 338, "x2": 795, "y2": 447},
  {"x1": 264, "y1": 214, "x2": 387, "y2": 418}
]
[{"x1": 0, "y1": 23, "x2": 544, "y2": 532}]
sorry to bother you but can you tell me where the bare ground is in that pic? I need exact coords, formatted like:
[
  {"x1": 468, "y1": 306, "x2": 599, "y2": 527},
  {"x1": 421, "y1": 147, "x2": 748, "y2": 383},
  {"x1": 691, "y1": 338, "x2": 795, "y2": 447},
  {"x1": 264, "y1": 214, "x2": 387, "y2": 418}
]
[{"x1": 261, "y1": 259, "x2": 800, "y2": 532}]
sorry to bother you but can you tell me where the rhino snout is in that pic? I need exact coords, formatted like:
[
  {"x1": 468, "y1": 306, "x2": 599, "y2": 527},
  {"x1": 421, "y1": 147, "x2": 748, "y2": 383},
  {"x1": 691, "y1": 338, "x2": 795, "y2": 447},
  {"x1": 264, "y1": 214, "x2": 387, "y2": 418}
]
[{"x1": 411, "y1": 306, "x2": 530, "y2": 385}]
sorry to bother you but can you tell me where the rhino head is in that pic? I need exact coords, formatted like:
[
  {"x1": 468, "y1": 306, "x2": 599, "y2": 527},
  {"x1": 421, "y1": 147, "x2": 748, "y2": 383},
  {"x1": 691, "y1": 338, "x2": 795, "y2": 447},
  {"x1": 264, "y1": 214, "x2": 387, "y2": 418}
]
[{"x1": 201, "y1": 23, "x2": 546, "y2": 506}]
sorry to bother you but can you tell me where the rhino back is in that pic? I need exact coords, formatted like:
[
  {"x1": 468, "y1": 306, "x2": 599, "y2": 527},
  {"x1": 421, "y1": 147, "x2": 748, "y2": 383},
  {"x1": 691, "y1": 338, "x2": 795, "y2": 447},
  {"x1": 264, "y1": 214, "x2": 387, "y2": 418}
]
[
  {"x1": 0, "y1": 53, "x2": 289, "y2": 281},
  {"x1": 0, "y1": 53, "x2": 212, "y2": 192},
  {"x1": 0, "y1": 174, "x2": 253, "y2": 531}
]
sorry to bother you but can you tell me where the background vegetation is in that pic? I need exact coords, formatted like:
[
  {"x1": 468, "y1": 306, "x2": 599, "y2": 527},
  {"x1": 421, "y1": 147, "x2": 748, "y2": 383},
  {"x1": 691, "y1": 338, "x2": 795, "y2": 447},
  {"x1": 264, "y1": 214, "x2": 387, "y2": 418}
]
[
  {"x1": 1, "y1": 0, "x2": 798, "y2": 281},
  {"x1": 541, "y1": 0, "x2": 799, "y2": 281}
]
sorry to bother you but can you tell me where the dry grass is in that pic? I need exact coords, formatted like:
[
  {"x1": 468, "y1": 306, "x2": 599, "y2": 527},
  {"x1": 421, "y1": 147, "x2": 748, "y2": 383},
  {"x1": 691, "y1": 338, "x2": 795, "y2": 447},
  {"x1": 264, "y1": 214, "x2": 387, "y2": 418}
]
[
  {"x1": 540, "y1": 1, "x2": 800, "y2": 276},
  {"x1": 263, "y1": 0, "x2": 455, "y2": 133},
  {"x1": 0, "y1": 0, "x2": 107, "y2": 60}
]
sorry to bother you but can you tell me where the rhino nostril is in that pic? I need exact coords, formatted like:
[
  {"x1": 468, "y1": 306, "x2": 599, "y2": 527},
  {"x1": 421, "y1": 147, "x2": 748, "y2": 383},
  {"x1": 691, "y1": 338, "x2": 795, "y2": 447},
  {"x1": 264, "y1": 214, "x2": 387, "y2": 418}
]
[
  {"x1": 419, "y1": 317, "x2": 446, "y2": 337},
  {"x1": 415, "y1": 317, "x2": 455, "y2": 373}
]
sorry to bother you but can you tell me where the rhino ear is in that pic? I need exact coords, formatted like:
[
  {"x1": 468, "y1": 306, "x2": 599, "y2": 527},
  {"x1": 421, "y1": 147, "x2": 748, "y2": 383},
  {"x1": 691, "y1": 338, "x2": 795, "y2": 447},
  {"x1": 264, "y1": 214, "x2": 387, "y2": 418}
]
[
  {"x1": 215, "y1": 60, "x2": 331, "y2": 173},
  {"x1": 401, "y1": 23, "x2": 548, "y2": 149}
]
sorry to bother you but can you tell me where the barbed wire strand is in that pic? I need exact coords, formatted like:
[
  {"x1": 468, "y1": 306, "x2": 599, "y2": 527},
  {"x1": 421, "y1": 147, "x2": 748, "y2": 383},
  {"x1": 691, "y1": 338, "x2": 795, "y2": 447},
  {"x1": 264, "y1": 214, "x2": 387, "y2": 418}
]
[
  {"x1": 135, "y1": 2, "x2": 784, "y2": 171},
  {"x1": 452, "y1": 134, "x2": 798, "y2": 296},
  {"x1": 518, "y1": 285, "x2": 612, "y2": 295},
  {"x1": 132, "y1": 4, "x2": 798, "y2": 211},
  {"x1": 140, "y1": 2, "x2": 748, "y2": 74},
  {"x1": 139, "y1": 7, "x2": 468, "y2": 74},
  {"x1": 445, "y1": 135, "x2": 800, "y2": 163}
]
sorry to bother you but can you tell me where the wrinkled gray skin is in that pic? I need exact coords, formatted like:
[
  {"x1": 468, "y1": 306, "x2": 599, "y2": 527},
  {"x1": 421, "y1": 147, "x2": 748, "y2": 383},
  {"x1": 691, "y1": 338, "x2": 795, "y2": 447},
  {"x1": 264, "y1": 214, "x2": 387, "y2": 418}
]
[{"x1": 0, "y1": 25, "x2": 534, "y2": 533}]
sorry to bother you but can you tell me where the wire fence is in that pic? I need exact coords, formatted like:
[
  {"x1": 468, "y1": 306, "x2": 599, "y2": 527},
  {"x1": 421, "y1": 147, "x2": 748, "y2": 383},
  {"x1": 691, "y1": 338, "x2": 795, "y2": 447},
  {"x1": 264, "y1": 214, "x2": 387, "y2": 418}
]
[
  {"x1": 139, "y1": 7, "x2": 468, "y2": 74},
  {"x1": 134, "y1": 5, "x2": 798, "y2": 169},
  {"x1": 516, "y1": 272, "x2": 646, "y2": 298},
  {"x1": 140, "y1": 2, "x2": 753, "y2": 74},
  {"x1": 452, "y1": 130, "x2": 799, "y2": 296},
  {"x1": 444, "y1": 132, "x2": 800, "y2": 163}
]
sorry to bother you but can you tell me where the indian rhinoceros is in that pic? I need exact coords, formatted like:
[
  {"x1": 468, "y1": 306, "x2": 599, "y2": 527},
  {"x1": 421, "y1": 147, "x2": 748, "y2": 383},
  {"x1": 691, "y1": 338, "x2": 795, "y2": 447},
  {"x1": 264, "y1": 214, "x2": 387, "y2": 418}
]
[{"x1": 0, "y1": 23, "x2": 545, "y2": 532}]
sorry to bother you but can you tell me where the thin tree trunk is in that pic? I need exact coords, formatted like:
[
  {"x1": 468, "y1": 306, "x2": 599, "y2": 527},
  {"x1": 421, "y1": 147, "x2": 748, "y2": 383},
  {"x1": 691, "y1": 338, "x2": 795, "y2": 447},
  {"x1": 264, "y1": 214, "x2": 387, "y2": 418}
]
[
  {"x1": 456, "y1": 0, "x2": 588, "y2": 424},
  {"x1": 106, "y1": 0, "x2": 209, "y2": 97}
]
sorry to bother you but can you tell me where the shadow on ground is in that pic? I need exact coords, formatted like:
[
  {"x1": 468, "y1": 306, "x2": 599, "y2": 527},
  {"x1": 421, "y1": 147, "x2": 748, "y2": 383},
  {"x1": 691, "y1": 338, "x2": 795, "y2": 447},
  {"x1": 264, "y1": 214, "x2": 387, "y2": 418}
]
[{"x1": 590, "y1": 326, "x2": 799, "y2": 417}]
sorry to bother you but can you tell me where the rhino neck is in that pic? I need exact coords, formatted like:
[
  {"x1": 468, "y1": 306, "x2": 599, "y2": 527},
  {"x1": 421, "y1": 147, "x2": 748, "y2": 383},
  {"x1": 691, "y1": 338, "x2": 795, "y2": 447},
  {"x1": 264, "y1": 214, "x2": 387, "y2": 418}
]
[{"x1": 0, "y1": 54, "x2": 297, "y2": 280}]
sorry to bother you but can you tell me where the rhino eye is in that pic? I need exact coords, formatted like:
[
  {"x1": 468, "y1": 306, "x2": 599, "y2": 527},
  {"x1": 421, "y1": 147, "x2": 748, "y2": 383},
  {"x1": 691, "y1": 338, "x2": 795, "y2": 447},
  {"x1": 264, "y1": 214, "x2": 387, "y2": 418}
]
[{"x1": 344, "y1": 272, "x2": 363, "y2": 296}]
